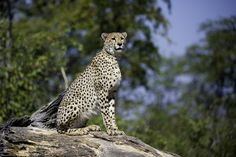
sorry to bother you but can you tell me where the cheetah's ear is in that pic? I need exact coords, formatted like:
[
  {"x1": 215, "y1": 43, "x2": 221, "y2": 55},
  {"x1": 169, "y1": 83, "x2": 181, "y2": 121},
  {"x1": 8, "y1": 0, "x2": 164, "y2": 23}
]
[
  {"x1": 121, "y1": 32, "x2": 127, "y2": 38},
  {"x1": 101, "y1": 33, "x2": 108, "y2": 41}
]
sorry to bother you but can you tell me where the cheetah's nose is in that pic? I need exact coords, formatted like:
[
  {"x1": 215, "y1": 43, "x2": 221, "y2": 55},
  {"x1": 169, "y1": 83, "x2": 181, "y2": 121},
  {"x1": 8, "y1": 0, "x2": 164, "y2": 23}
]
[{"x1": 118, "y1": 43, "x2": 122, "y2": 46}]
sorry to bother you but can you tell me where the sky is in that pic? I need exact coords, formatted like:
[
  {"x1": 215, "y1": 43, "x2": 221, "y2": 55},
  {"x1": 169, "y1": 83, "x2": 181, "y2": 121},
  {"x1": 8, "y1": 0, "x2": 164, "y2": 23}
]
[{"x1": 158, "y1": 0, "x2": 236, "y2": 57}]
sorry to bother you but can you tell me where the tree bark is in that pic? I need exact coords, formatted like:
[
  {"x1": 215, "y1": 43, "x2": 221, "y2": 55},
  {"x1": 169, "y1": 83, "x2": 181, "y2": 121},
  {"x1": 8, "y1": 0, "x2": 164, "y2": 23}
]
[
  {"x1": 0, "y1": 127, "x2": 180, "y2": 157},
  {"x1": 0, "y1": 91, "x2": 180, "y2": 156}
]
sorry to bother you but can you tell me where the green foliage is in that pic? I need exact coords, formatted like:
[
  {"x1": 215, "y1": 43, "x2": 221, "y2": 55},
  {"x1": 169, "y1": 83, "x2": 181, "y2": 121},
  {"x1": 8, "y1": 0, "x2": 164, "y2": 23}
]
[
  {"x1": 0, "y1": 0, "x2": 170, "y2": 123},
  {"x1": 114, "y1": 16, "x2": 236, "y2": 157},
  {"x1": 136, "y1": 16, "x2": 236, "y2": 156},
  {"x1": 0, "y1": 19, "x2": 69, "y2": 122},
  {"x1": 182, "y1": 16, "x2": 236, "y2": 157}
]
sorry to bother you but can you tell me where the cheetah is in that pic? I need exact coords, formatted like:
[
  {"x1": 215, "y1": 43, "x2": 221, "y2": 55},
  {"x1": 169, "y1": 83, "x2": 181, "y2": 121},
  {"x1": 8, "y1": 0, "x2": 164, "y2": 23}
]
[{"x1": 57, "y1": 32, "x2": 127, "y2": 136}]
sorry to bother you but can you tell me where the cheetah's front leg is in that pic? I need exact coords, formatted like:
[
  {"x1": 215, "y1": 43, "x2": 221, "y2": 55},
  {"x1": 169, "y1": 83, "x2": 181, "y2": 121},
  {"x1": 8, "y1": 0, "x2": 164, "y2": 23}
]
[{"x1": 98, "y1": 93, "x2": 124, "y2": 136}]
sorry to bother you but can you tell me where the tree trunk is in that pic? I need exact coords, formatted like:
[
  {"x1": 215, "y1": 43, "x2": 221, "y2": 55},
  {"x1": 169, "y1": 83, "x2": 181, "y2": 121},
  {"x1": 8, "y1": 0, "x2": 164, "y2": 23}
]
[
  {"x1": 0, "y1": 127, "x2": 180, "y2": 157},
  {"x1": 0, "y1": 91, "x2": 180, "y2": 156}
]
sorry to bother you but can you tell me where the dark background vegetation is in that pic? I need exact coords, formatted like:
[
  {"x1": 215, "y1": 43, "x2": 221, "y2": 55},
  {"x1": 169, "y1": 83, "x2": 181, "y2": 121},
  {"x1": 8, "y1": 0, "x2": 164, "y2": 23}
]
[{"x1": 0, "y1": 0, "x2": 236, "y2": 156}]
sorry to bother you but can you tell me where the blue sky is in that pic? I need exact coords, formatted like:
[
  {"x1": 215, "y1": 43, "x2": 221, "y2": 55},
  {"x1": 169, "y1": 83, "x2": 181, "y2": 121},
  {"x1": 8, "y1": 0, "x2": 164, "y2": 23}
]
[{"x1": 158, "y1": 0, "x2": 236, "y2": 57}]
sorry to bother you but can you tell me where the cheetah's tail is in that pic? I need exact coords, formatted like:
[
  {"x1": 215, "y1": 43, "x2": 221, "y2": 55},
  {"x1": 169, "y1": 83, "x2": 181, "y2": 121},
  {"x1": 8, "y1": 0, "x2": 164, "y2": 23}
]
[{"x1": 0, "y1": 91, "x2": 65, "y2": 134}]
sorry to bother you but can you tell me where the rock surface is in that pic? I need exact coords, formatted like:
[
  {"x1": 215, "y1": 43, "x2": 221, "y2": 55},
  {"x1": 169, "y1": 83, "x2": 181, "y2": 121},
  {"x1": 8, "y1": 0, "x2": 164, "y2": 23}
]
[
  {"x1": 0, "y1": 92, "x2": 181, "y2": 156},
  {"x1": 0, "y1": 127, "x2": 180, "y2": 157}
]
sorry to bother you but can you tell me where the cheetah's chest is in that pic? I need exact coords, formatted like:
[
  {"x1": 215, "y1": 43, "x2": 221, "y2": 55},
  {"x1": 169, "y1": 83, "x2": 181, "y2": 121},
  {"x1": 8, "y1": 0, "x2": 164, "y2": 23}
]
[
  {"x1": 110, "y1": 64, "x2": 121, "y2": 89},
  {"x1": 100, "y1": 61, "x2": 121, "y2": 90},
  {"x1": 112, "y1": 70, "x2": 121, "y2": 88}
]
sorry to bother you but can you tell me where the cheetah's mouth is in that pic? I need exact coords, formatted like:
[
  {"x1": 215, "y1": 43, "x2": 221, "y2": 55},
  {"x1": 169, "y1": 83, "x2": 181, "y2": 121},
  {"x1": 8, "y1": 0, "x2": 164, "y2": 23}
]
[{"x1": 115, "y1": 47, "x2": 123, "y2": 51}]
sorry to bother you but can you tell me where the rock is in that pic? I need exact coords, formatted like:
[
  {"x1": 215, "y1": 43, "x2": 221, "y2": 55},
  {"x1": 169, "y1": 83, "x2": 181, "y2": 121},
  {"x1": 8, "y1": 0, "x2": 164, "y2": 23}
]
[
  {"x1": 0, "y1": 92, "x2": 180, "y2": 156},
  {"x1": 0, "y1": 127, "x2": 180, "y2": 157}
]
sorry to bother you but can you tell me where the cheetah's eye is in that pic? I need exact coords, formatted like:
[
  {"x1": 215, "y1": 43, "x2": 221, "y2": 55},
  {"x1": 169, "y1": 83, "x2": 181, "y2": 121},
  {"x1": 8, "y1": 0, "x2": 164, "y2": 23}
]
[
  {"x1": 112, "y1": 37, "x2": 116, "y2": 40},
  {"x1": 121, "y1": 37, "x2": 124, "y2": 40}
]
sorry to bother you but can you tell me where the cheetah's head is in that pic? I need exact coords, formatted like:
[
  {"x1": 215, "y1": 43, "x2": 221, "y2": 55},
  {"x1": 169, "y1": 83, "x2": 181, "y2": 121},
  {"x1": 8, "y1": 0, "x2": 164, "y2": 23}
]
[{"x1": 101, "y1": 32, "x2": 127, "y2": 56}]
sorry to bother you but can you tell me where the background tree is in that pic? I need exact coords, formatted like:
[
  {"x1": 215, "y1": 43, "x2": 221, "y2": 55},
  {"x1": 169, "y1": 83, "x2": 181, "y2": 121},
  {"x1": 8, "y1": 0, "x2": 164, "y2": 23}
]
[
  {"x1": 181, "y1": 16, "x2": 236, "y2": 157},
  {"x1": 0, "y1": 0, "x2": 170, "y2": 125},
  {"x1": 126, "y1": 16, "x2": 236, "y2": 157}
]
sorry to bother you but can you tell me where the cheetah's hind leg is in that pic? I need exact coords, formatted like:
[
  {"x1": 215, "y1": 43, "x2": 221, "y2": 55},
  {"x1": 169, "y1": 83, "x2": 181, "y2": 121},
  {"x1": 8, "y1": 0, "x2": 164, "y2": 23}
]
[{"x1": 66, "y1": 125, "x2": 101, "y2": 136}]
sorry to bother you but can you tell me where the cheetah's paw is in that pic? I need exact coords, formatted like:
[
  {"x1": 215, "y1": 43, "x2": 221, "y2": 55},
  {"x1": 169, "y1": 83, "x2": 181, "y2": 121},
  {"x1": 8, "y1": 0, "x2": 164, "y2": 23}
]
[
  {"x1": 107, "y1": 129, "x2": 125, "y2": 136},
  {"x1": 87, "y1": 125, "x2": 101, "y2": 132},
  {"x1": 66, "y1": 128, "x2": 89, "y2": 136}
]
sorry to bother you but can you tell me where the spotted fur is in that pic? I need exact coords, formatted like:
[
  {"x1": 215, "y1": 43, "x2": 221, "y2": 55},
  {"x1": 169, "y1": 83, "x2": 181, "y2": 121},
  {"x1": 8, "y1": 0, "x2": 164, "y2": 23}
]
[{"x1": 57, "y1": 32, "x2": 127, "y2": 136}]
